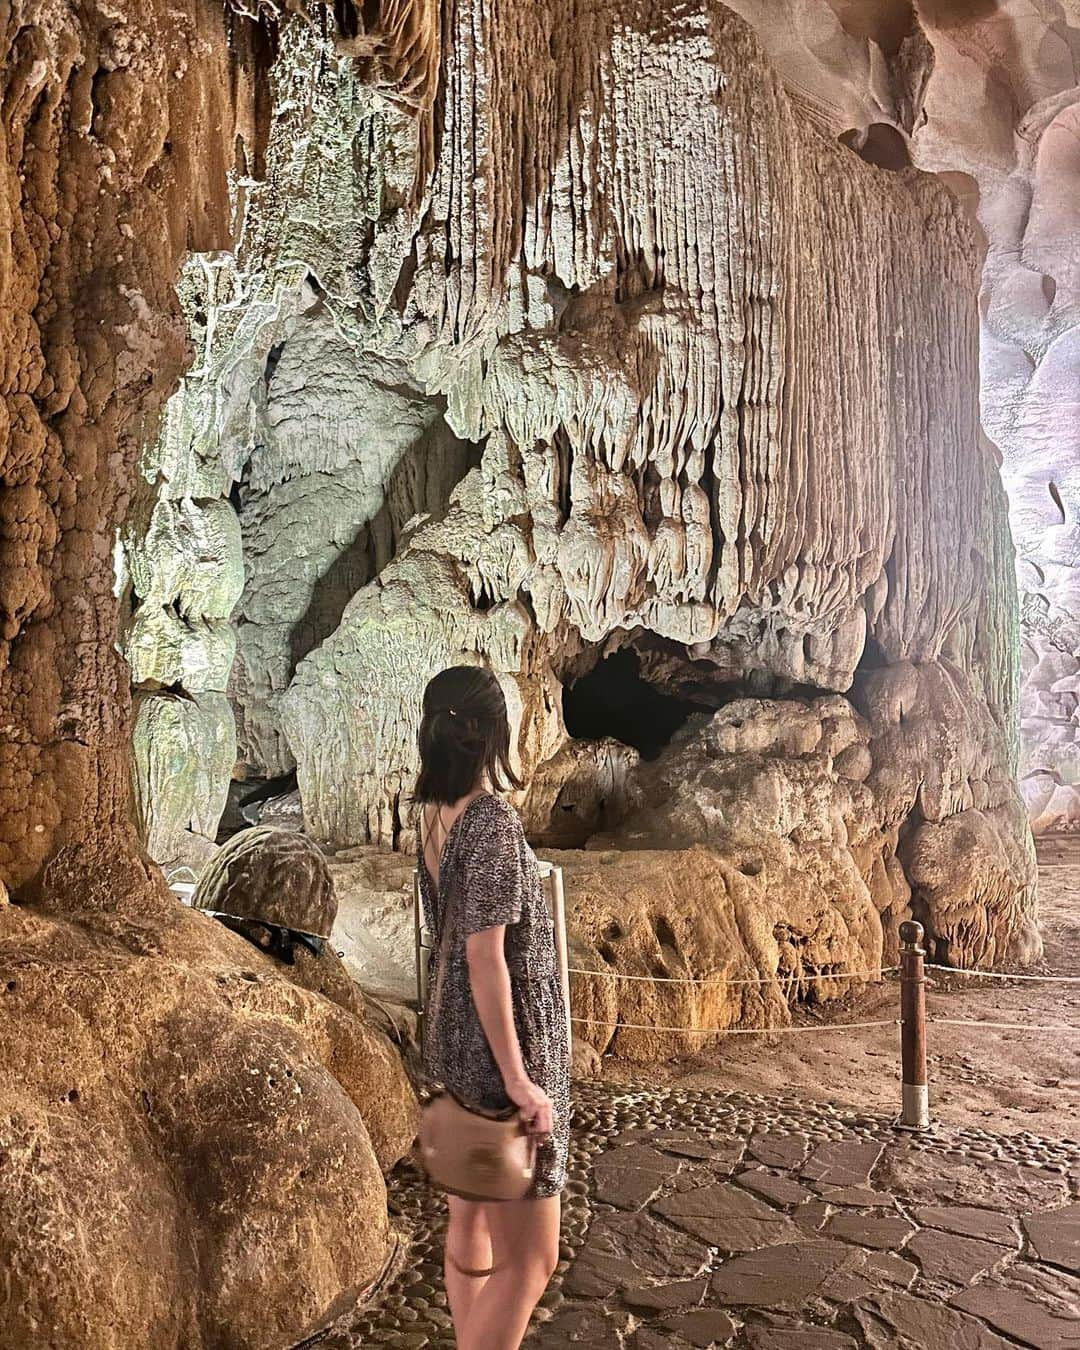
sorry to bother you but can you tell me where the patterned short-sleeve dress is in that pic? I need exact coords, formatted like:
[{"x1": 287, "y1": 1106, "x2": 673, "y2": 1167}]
[{"x1": 419, "y1": 792, "x2": 570, "y2": 1198}]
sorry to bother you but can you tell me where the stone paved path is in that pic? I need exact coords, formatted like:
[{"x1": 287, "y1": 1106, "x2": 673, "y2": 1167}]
[{"x1": 300, "y1": 1084, "x2": 1080, "y2": 1349}]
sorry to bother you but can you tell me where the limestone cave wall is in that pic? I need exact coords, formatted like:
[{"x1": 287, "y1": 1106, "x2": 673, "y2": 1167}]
[
  {"x1": 0, "y1": 0, "x2": 263, "y2": 889},
  {"x1": 281, "y1": 1, "x2": 1003, "y2": 832},
  {"x1": 0, "y1": 2, "x2": 1064, "y2": 1335},
  {"x1": 117, "y1": 0, "x2": 1049, "y2": 973}
]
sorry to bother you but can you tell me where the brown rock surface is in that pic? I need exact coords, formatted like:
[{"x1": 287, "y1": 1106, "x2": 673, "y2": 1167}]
[
  {"x1": 906, "y1": 1229, "x2": 1013, "y2": 1289},
  {"x1": 853, "y1": 1290, "x2": 1017, "y2": 1350},
  {"x1": 1024, "y1": 1203, "x2": 1080, "y2": 1275},
  {"x1": 738, "y1": 1170, "x2": 815, "y2": 1209},
  {"x1": 709, "y1": 1240, "x2": 865, "y2": 1307},
  {"x1": 0, "y1": 0, "x2": 273, "y2": 889},
  {"x1": 951, "y1": 1264, "x2": 1080, "y2": 1350},
  {"x1": 823, "y1": 1212, "x2": 916, "y2": 1251},
  {"x1": 564, "y1": 1209, "x2": 711, "y2": 1300},
  {"x1": 801, "y1": 1140, "x2": 884, "y2": 1189},
  {"x1": 745, "y1": 1329, "x2": 858, "y2": 1350},
  {"x1": 594, "y1": 1143, "x2": 684, "y2": 1210},
  {"x1": 655, "y1": 1182, "x2": 805, "y2": 1251},
  {"x1": 913, "y1": 1206, "x2": 1023, "y2": 1250},
  {"x1": 0, "y1": 857, "x2": 416, "y2": 1349},
  {"x1": 879, "y1": 1147, "x2": 1069, "y2": 1214},
  {"x1": 622, "y1": 1279, "x2": 710, "y2": 1312},
  {"x1": 750, "y1": 1133, "x2": 812, "y2": 1170},
  {"x1": 658, "y1": 1307, "x2": 739, "y2": 1346},
  {"x1": 555, "y1": 845, "x2": 883, "y2": 1060}
]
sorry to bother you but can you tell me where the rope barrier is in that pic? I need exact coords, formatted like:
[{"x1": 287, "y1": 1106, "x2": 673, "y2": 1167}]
[
  {"x1": 925, "y1": 964, "x2": 1080, "y2": 985},
  {"x1": 566, "y1": 966, "x2": 900, "y2": 986},
  {"x1": 567, "y1": 962, "x2": 1078, "y2": 988},
  {"x1": 929, "y1": 1018, "x2": 1080, "y2": 1033},
  {"x1": 570, "y1": 1013, "x2": 1076, "y2": 1036},
  {"x1": 570, "y1": 1015, "x2": 900, "y2": 1035}
]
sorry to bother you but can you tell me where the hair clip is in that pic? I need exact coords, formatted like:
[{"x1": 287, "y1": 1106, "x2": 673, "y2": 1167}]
[{"x1": 447, "y1": 707, "x2": 457, "y2": 717}]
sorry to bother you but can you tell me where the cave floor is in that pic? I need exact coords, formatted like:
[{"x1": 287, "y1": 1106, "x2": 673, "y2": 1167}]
[
  {"x1": 301, "y1": 1081, "x2": 1079, "y2": 1350},
  {"x1": 297, "y1": 841, "x2": 1080, "y2": 1348}
]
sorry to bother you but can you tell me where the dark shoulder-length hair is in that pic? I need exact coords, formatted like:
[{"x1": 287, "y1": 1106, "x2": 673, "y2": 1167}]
[{"x1": 413, "y1": 665, "x2": 524, "y2": 805}]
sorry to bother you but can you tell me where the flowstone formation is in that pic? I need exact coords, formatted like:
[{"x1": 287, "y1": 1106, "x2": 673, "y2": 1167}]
[
  {"x1": 120, "y1": 1, "x2": 1041, "y2": 982},
  {"x1": 0, "y1": 0, "x2": 259, "y2": 890},
  {"x1": 0, "y1": 851, "x2": 416, "y2": 1350},
  {"x1": 721, "y1": 1, "x2": 1080, "y2": 831},
  {"x1": 131, "y1": 2, "x2": 1080, "y2": 874},
  {"x1": 121, "y1": 19, "x2": 484, "y2": 868},
  {"x1": 266, "y1": 2, "x2": 1033, "y2": 978},
  {"x1": 0, "y1": 3, "x2": 425, "y2": 1346}
]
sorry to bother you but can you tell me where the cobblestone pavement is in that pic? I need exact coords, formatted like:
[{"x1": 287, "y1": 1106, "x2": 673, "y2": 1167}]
[{"x1": 298, "y1": 1083, "x2": 1080, "y2": 1349}]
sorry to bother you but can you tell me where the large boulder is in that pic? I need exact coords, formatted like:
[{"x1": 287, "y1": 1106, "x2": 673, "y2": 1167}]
[
  {"x1": 318, "y1": 835, "x2": 884, "y2": 1066},
  {"x1": 0, "y1": 851, "x2": 416, "y2": 1350},
  {"x1": 591, "y1": 663, "x2": 1039, "y2": 971},
  {"x1": 328, "y1": 848, "x2": 418, "y2": 1001},
  {"x1": 556, "y1": 845, "x2": 881, "y2": 1063}
]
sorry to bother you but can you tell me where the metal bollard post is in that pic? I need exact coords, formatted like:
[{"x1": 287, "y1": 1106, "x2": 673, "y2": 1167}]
[{"x1": 897, "y1": 920, "x2": 930, "y2": 1131}]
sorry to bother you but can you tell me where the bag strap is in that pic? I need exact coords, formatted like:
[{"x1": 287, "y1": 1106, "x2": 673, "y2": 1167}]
[{"x1": 422, "y1": 804, "x2": 466, "y2": 1015}]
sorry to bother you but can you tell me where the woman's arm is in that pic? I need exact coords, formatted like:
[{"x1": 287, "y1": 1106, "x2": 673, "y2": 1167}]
[{"x1": 466, "y1": 927, "x2": 553, "y2": 1136}]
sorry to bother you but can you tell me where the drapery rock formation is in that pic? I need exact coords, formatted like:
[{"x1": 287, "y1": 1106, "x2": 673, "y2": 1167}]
[
  {"x1": 269, "y1": 2, "x2": 1032, "y2": 972},
  {"x1": 114, "y1": 1, "x2": 1046, "y2": 973},
  {"x1": 283, "y1": 52, "x2": 1007, "y2": 856},
  {"x1": 128, "y1": 1, "x2": 1080, "y2": 861},
  {"x1": 723, "y1": 1, "x2": 1080, "y2": 830}
]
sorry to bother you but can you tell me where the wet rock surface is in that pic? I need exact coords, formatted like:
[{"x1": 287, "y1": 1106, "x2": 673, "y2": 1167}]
[{"x1": 298, "y1": 1081, "x2": 1079, "y2": 1349}]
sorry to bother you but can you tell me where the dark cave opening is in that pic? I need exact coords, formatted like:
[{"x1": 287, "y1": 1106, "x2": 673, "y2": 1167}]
[
  {"x1": 333, "y1": 0, "x2": 359, "y2": 40},
  {"x1": 217, "y1": 770, "x2": 299, "y2": 842},
  {"x1": 562, "y1": 647, "x2": 713, "y2": 760},
  {"x1": 839, "y1": 123, "x2": 913, "y2": 171}
]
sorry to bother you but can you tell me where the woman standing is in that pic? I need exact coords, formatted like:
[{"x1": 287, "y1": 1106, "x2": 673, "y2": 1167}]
[{"x1": 415, "y1": 666, "x2": 570, "y2": 1350}]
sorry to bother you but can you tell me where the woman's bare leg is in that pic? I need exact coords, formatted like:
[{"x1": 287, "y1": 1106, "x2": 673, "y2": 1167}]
[
  {"x1": 457, "y1": 1195, "x2": 561, "y2": 1350},
  {"x1": 444, "y1": 1196, "x2": 493, "y2": 1339}
]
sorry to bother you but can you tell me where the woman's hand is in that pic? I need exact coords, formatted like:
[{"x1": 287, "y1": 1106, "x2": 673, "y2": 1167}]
[{"x1": 505, "y1": 1074, "x2": 554, "y2": 1139}]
